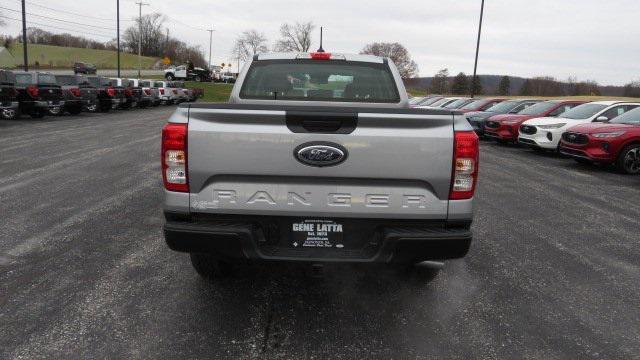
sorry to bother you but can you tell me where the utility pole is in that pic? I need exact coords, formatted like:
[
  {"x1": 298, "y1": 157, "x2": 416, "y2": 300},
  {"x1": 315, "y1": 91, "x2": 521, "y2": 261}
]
[
  {"x1": 207, "y1": 28, "x2": 215, "y2": 69},
  {"x1": 21, "y1": 0, "x2": 28, "y2": 71},
  {"x1": 117, "y1": 0, "x2": 120, "y2": 77},
  {"x1": 471, "y1": 0, "x2": 485, "y2": 98},
  {"x1": 135, "y1": 2, "x2": 149, "y2": 79}
]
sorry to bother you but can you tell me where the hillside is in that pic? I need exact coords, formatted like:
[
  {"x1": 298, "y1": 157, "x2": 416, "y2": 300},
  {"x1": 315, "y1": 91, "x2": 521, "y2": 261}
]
[{"x1": 1, "y1": 43, "x2": 160, "y2": 69}]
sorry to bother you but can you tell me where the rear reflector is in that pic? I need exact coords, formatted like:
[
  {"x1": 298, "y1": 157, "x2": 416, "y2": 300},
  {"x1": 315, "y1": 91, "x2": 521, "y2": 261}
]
[
  {"x1": 107, "y1": 87, "x2": 116, "y2": 97},
  {"x1": 26, "y1": 85, "x2": 39, "y2": 98},
  {"x1": 161, "y1": 123, "x2": 188, "y2": 192},
  {"x1": 449, "y1": 131, "x2": 479, "y2": 200}
]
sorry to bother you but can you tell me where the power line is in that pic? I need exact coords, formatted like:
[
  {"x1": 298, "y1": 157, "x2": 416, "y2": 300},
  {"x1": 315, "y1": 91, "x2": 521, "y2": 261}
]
[
  {"x1": 164, "y1": 15, "x2": 208, "y2": 32},
  {"x1": 0, "y1": 15, "x2": 115, "y2": 39},
  {"x1": 11, "y1": 0, "x2": 135, "y2": 22},
  {"x1": 0, "y1": 5, "x2": 117, "y2": 31}
]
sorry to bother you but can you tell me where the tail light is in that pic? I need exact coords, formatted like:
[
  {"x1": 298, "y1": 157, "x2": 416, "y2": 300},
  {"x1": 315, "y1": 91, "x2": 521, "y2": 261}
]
[
  {"x1": 26, "y1": 85, "x2": 39, "y2": 98},
  {"x1": 172, "y1": 89, "x2": 178, "y2": 95},
  {"x1": 125, "y1": 88, "x2": 133, "y2": 97},
  {"x1": 70, "y1": 87, "x2": 82, "y2": 97},
  {"x1": 159, "y1": 88, "x2": 165, "y2": 95},
  {"x1": 449, "y1": 131, "x2": 479, "y2": 200},
  {"x1": 162, "y1": 123, "x2": 188, "y2": 192},
  {"x1": 144, "y1": 89, "x2": 151, "y2": 95},
  {"x1": 107, "y1": 87, "x2": 116, "y2": 97}
]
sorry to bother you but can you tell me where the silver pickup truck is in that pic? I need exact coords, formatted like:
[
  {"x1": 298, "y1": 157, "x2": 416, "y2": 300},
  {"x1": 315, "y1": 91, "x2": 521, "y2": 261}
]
[{"x1": 162, "y1": 52, "x2": 479, "y2": 278}]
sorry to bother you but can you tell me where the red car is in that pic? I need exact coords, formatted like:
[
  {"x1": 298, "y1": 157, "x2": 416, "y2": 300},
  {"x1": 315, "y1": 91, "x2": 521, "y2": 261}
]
[
  {"x1": 485, "y1": 100, "x2": 586, "y2": 143},
  {"x1": 560, "y1": 107, "x2": 640, "y2": 174},
  {"x1": 458, "y1": 98, "x2": 505, "y2": 113}
]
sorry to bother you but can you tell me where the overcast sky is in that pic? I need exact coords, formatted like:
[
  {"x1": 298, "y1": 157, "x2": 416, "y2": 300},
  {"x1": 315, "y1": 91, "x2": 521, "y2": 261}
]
[{"x1": 1, "y1": 0, "x2": 638, "y2": 85}]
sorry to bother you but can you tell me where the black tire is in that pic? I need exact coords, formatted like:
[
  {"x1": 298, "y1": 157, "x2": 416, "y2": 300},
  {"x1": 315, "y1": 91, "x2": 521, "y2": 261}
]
[
  {"x1": 189, "y1": 253, "x2": 235, "y2": 279},
  {"x1": 165, "y1": 73, "x2": 174, "y2": 81},
  {"x1": 194, "y1": 75, "x2": 201, "y2": 82},
  {"x1": 615, "y1": 144, "x2": 640, "y2": 174}
]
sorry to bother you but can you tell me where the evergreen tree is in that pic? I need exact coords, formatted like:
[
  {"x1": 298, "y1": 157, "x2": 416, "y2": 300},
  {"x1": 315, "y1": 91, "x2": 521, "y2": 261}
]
[
  {"x1": 497, "y1": 76, "x2": 511, "y2": 96},
  {"x1": 450, "y1": 72, "x2": 469, "y2": 95},
  {"x1": 469, "y1": 76, "x2": 483, "y2": 96}
]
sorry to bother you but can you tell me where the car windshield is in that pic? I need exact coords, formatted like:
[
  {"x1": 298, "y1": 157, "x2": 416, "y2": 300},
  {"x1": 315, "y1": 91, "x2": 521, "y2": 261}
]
[
  {"x1": 609, "y1": 107, "x2": 640, "y2": 124},
  {"x1": 559, "y1": 103, "x2": 608, "y2": 119},
  {"x1": 485, "y1": 100, "x2": 520, "y2": 113},
  {"x1": 444, "y1": 99, "x2": 471, "y2": 109},
  {"x1": 417, "y1": 97, "x2": 443, "y2": 106},
  {"x1": 517, "y1": 101, "x2": 559, "y2": 115},
  {"x1": 38, "y1": 74, "x2": 58, "y2": 85},
  {"x1": 55, "y1": 75, "x2": 78, "y2": 86},
  {"x1": 240, "y1": 59, "x2": 400, "y2": 103},
  {"x1": 460, "y1": 99, "x2": 487, "y2": 110}
]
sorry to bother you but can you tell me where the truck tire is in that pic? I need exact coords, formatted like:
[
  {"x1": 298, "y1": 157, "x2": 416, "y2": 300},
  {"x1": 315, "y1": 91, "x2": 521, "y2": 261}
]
[
  {"x1": 165, "y1": 73, "x2": 174, "y2": 81},
  {"x1": 194, "y1": 75, "x2": 202, "y2": 82},
  {"x1": 189, "y1": 253, "x2": 235, "y2": 279},
  {"x1": 616, "y1": 144, "x2": 640, "y2": 174}
]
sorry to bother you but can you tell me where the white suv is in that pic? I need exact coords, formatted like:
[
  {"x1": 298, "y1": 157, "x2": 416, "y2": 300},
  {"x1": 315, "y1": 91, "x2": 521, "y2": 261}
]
[{"x1": 518, "y1": 101, "x2": 640, "y2": 150}]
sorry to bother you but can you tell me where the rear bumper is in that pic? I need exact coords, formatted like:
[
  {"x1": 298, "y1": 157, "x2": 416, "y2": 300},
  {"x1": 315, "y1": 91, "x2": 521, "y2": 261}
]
[
  {"x1": 0, "y1": 101, "x2": 19, "y2": 110},
  {"x1": 164, "y1": 214, "x2": 472, "y2": 263}
]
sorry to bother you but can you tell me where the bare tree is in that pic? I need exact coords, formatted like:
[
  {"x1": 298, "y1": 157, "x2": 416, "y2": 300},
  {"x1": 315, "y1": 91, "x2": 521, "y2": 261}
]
[
  {"x1": 233, "y1": 30, "x2": 268, "y2": 62},
  {"x1": 360, "y1": 42, "x2": 419, "y2": 78},
  {"x1": 123, "y1": 13, "x2": 166, "y2": 56},
  {"x1": 273, "y1": 21, "x2": 315, "y2": 52}
]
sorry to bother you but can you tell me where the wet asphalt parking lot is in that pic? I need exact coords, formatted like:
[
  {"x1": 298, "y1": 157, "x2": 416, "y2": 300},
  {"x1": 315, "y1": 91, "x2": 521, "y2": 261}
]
[{"x1": 1, "y1": 106, "x2": 639, "y2": 359}]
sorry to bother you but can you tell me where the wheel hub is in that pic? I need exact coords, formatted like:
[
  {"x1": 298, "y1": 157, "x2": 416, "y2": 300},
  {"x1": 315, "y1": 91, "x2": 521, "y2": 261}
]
[{"x1": 624, "y1": 148, "x2": 640, "y2": 174}]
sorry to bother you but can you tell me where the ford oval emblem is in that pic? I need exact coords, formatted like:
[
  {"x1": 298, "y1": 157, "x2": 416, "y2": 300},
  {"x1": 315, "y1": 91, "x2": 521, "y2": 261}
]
[{"x1": 294, "y1": 142, "x2": 347, "y2": 167}]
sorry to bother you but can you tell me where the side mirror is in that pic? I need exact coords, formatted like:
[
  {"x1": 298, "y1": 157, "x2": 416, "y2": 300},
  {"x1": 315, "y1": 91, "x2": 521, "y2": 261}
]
[{"x1": 595, "y1": 116, "x2": 609, "y2": 122}]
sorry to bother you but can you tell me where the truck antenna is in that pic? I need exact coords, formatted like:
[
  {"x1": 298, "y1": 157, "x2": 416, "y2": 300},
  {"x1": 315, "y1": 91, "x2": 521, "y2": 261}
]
[{"x1": 316, "y1": 27, "x2": 325, "y2": 53}]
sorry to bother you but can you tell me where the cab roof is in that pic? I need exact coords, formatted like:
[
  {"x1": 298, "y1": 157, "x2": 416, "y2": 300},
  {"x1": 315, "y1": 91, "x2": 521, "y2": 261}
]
[{"x1": 254, "y1": 52, "x2": 385, "y2": 64}]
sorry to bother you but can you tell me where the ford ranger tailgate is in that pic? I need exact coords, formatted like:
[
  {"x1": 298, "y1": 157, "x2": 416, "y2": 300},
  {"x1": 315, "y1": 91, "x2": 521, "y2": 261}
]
[{"x1": 185, "y1": 104, "x2": 454, "y2": 219}]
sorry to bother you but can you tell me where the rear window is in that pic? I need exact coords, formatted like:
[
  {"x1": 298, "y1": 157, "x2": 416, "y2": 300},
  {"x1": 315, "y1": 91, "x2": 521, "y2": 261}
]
[
  {"x1": 55, "y1": 75, "x2": 78, "y2": 86},
  {"x1": 15, "y1": 73, "x2": 33, "y2": 85},
  {"x1": 140, "y1": 81, "x2": 151, "y2": 87},
  {"x1": 517, "y1": 101, "x2": 558, "y2": 115},
  {"x1": 154, "y1": 81, "x2": 164, "y2": 87},
  {"x1": 37, "y1": 74, "x2": 57, "y2": 85},
  {"x1": 239, "y1": 59, "x2": 400, "y2": 103}
]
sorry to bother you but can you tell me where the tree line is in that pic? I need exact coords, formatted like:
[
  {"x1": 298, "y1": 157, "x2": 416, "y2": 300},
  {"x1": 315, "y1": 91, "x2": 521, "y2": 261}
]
[{"x1": 423, "y1": 69, "x2": 612, "y2": 97}]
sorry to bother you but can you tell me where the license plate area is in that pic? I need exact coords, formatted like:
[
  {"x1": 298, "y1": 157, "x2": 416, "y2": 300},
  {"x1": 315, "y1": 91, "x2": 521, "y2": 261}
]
[{"x1": 290, "y1": 219, "x2": 344, "y2": 249}]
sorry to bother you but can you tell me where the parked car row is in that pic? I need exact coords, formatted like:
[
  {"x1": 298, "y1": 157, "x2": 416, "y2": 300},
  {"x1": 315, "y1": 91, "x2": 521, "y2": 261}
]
[
  {"x1": 0, "y1": 69, "x2": 204, "y2": 120},
  {"x1": 410, "y1": 95, "x2": 640, "y2": 174}
]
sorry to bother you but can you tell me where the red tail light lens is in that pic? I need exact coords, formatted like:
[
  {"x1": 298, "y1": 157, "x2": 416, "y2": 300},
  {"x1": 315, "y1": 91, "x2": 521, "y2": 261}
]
[
  {"x1": 159, "y1": 88, "x2": 165, "y2": 95},
  {"x1": 310, "y1": 52, "x2": 332, "y2": 60},
  {"x1": 107, "y1": 87, "x2": 116, "y2": 97},
  {"x1": 144, "y1": 89, "x2": 151, "y2": 95},
  {"x1": 172, "y1": 89, "x2": 178, "y2": 95},
  {"x1": 125, "y1": 88, "x2": 132, "y2": 97},
  {"x1": 162, "y1": 123, "x2": 188, "y2": 192},
  {"x1": 449, "y1": 131, "x2": 479, "y2": 200},
  {"x1": 26, "y1": 85, "x2": 39, "y2": 98},
  {"x1": 70, "y1": 87, "x2": 82, "y2": 97}
]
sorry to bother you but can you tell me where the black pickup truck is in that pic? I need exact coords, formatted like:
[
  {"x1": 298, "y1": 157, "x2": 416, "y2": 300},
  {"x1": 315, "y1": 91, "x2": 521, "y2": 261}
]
[
  {"x1": 87, "y1": 76, "x2": 125, "y2": 112},
  {"x1": 54, "y1": 75, "x2": 99, "y2": 115},
  {"x1": 0, "y1": 70, "x2": 19, "y2": 120},
  {"x1": 110, "y1": 78, "x2": 141, "y2": 109},
  {"x1": 14, "y1": 72, "x2": 64, "y2": 118}
]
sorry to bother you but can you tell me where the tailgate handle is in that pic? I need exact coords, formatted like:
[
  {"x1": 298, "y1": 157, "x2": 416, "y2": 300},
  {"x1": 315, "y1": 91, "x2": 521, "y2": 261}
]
[{"x1": 286, "y1": 111, "x2": 357, "y2": 134}]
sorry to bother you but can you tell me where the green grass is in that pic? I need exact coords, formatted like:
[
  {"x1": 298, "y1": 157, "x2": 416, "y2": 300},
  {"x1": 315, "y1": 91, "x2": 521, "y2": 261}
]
[
  {"x1": 185, "y1": 82, "x2": 233, "y2": 102},
  {"x1": 4, "y1": 43, "x2": 159, "y2": 69}
]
